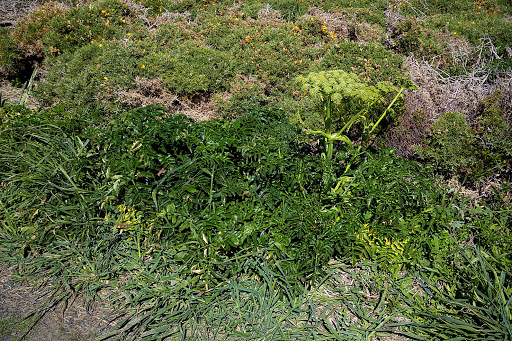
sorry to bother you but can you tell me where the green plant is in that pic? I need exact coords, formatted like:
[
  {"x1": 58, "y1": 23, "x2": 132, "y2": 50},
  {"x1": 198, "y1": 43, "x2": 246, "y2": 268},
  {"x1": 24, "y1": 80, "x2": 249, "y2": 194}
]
[
  {"x1": 392, "y1": 18, "x2": 445, "y2": 58},
  {"x1": 0, "y1": 28, "x2": 21, "y2": 76},
  {"x1": 11, "y1": 1, "x2": 67, "y2": 47},
  {"x1": 0, "y1": 316, "x2": 30, "y2": 340},
  {"x1": 475, "y1": 90, "x2": 512, "y2": 175},
  {"x1": 417, "y1": 112, "x2": 478, "y2": 177},
  {"x1": 36, "y1": 41, "x2": 137, "y2": 113},
  {"x1": 142, "y1": 40, "x2": 235, "y2": 96},
  {"x1": 296, "y1": 70, "x2": 403, "y2": 161},
  {"x1": 42, "y1": 0, "x2": 135, "y2": 54},
  {"x1": 17, "y1": 67, "x2": 37, "y2": 106},
  {"x1": 203, "y1": 20, "x2": 320, "y2": 88},
  {"x1": 218, "y1": 75, "x2": 269, "y2": 118},
  {"x1": 313, "y1": 41, "x2": 407, "y2": 85},
  {"x1": 417, "y1": 102, "x2": 512, "y2": 182},
  {"x1": 408, "y1": 246, "x2": 512, "y2": 340},
  {"x1": 2, "y1": 101, "x2": 511, "y2": 340},
  {"x1": 328, "y1": 150, "x2": 466, "y2": 271}
]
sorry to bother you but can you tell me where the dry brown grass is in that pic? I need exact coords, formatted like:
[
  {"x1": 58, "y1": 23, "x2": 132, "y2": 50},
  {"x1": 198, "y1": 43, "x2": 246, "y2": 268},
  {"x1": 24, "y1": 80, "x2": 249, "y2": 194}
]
[
  {"x1": 388, "y1": 35, "x2": 512, "y2": 158},
  {"x1": 257, "y1": 4, "x2": 285, "y2": 28},
  {"x1": 116, "y1": 77, "x2": 221, "y2": 121},
  {"x1": 301, "y1": 7, "x2": 384, "y2": 42}
]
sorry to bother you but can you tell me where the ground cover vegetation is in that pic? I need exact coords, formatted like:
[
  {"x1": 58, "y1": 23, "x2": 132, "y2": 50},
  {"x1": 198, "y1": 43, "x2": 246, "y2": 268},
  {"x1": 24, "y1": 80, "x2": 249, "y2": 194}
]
[{"x1": 0, "y1": 0, "x2": 511, "y2": 339}]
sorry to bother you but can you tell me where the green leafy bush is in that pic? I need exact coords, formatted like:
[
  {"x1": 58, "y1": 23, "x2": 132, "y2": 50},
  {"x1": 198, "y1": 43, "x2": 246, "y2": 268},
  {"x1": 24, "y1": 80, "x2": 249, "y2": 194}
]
[
  {"x1": 329, "y1": 151, "x2": 464, "y2": 271},
  {"x1": 78, "y1": 106, "x2": 332, "y2": 278}
]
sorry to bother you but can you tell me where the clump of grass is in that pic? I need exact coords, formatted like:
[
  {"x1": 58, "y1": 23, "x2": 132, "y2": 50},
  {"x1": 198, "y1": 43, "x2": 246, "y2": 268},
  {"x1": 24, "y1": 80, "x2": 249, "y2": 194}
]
[{"x1": 408, "y1": 246, "x2": 512, "y2": 340}]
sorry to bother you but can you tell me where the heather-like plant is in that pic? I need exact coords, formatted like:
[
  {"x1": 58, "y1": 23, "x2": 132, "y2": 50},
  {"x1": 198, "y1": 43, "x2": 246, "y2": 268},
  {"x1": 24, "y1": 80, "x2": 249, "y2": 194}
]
[
  {"x1": 416, "y1": 112, "x2": 477, "y2": 176},
  {"x1": 315, "y1": 41, "x2": 406, "y2": 85},
  {"x1": 42, "y1": 0, "x2": 135, "y2": 54}
]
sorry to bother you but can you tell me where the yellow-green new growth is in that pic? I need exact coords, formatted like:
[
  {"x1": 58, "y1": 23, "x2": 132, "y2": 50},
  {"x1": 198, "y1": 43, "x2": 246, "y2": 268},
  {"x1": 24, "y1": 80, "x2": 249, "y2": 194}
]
[
  {"x1": 296, "y1": 70, "x2": 382, "y2": 106},
  {"x1": 295, "y1": 70, "x2": 402, "y2": 162}
]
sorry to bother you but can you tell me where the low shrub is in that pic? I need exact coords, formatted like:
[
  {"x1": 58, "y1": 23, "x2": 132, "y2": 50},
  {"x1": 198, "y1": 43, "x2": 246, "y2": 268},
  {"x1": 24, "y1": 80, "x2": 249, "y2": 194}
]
[
  {"x1": 475, "y1": 90, "x2": 512, "y2": 177},
  {"x1": 35, "y1": 41, "x2": 137, "y2": 114},
  {"x1": 11, "y1": 1, "x2": 67, "y2": 48},
  {"x1": 142, "y1": 40, "x2": 236, "y2": 96},
  {"x1": 314, "y1": 41, "x2": 407, "y2": 85},
  {"x1": 0, "y1": 28, "x2": 22, "y2": 78},
  {"x1": 42, "y1": 0, "x2": 137, "y2": 54},
  {"x1": 392, "y1": 18, "x2": 446, "y2": 58},
  {"x1": 415, "y1": 91, "x2": 512, "y2": 182},
  {"x1": 204, "y1": 20, "x2": 321, "y2": 88},
  {"x1": 416, "y1": 111, "x2": 478, "y2": 177}
]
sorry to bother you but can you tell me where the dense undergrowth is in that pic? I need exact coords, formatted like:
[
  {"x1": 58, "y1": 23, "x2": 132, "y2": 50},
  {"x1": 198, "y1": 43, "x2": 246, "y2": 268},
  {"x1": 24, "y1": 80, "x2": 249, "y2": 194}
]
[
  {"x1": 1, "y1": 0, "x2": 512, "y2": 340},
  {"x1": 1, "y1": 102, "x2": 510, "y2": 339}
]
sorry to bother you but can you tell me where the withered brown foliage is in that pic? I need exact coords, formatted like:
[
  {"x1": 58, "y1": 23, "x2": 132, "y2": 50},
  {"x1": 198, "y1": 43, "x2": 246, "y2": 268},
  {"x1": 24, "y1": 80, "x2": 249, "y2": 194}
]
[
  {"x1": 116, "y1": 77, "x2": 221, "y2": 121},
  {"x1": 387, "y1": 50, "x2": 511, "y2": 159}
]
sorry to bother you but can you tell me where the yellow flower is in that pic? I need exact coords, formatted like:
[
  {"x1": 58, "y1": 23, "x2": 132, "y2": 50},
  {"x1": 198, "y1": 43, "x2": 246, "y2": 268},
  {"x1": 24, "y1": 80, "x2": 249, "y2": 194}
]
[
  {"x1": 104, "y1": 76, "x2": 108, "y2": 81},
  {"x1": 141, "y1": 64, "x2": 146, "y2": 69},
  {"x1": 99, "y1": 43, "x2": 103, "y2": 47}
]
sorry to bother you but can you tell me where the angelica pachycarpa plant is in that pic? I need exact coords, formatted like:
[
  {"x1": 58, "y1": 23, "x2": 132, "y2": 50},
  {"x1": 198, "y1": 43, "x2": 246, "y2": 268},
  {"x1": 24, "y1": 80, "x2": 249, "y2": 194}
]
[{"x1": 296, "y1": 70, "x2": 404, "y2": 162}]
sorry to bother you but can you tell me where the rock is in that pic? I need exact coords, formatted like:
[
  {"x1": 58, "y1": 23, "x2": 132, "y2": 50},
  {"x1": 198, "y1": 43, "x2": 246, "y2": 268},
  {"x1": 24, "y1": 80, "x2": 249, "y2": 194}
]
[
  {"x1": 506, "y1": 46, "x2": 512, "y2": 58},
  {"x1": 0, "y1": 21, "x2": 15, "y2": 27}
]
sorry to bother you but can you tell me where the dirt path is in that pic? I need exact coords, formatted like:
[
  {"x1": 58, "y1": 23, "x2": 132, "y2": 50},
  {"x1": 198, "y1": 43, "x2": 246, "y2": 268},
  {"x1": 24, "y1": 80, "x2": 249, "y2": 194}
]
[{"x1": 0, "y1": 268, "x2": 114, "y2": 341}]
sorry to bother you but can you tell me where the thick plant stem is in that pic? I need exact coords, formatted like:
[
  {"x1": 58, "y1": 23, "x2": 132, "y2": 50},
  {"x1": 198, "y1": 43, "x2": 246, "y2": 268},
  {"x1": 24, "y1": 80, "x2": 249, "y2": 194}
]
[{"x1": 324, "y1": 98, "x2": 334, "y2": 162}]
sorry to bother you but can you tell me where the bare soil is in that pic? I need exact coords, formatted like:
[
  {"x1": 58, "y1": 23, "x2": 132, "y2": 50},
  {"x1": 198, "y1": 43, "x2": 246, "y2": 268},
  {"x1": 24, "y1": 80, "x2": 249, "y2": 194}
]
[{"x1": 0, "y1": 267, "x2": 114, "y2": 341}]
